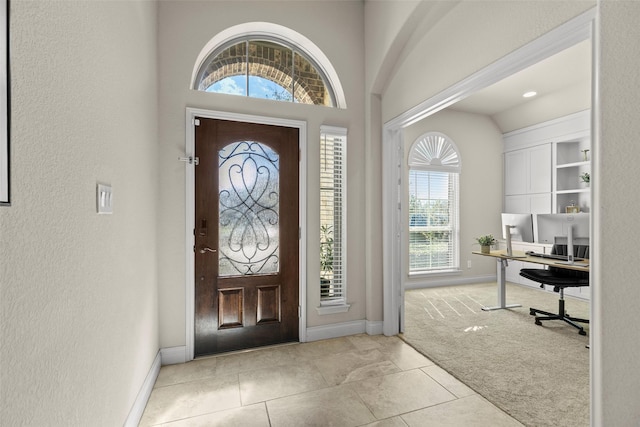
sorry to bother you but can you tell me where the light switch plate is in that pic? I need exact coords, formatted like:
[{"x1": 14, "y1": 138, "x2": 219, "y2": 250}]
[{"x1": 97, "y1": 184, "x2": 113, "y2": 214}]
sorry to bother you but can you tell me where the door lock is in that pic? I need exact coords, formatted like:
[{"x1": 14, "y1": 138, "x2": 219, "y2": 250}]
[{"x1": 199, "y1": 247, "x2": 217, "y2": 254}]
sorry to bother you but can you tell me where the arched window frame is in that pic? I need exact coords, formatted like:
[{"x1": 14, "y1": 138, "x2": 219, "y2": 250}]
[
  {"x1": 191, "y1": 22, "x2": 347, "y2": 109},
  {"x1": 407, "y1": 132, "x2": 461, "y2": 274}
]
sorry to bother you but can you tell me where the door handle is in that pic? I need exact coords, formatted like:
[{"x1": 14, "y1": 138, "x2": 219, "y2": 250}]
[{"x1": 199, "y1": 247, "x2": 217, "y2": 254}]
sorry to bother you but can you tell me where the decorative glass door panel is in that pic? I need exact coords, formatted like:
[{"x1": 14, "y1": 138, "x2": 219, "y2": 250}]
[{"x1": 218, "y1": 141, "x2": 280, "y2": 277}]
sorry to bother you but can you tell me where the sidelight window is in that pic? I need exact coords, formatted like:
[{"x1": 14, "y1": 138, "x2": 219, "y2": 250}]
[{"x1": 320, "y1": 126, "x2": 347, "y2": 306}]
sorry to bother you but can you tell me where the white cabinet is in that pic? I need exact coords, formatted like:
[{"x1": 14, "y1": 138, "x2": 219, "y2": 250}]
[
  {"x1": 504, "y1": 143, "x2": 551, "y2": 213},
  {"x1": 505, "y1": 193, "x2": 551, "y2": 214}
]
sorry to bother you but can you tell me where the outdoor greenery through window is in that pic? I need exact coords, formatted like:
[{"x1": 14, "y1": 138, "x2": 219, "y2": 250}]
[
  {"x1": 195, "y1": 38, "x2": 336, "y2": 106},
  {"x1": 320, "y1": 126, "x2": 347, "y2": 305},
  {"x1": 407, "y1": 132, "x2": 460, "y2": 273}
]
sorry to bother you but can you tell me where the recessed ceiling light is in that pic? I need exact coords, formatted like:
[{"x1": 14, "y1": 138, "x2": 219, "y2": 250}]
[{"x1": 523, "y1": 91, "x2": 537, "y2": 98}]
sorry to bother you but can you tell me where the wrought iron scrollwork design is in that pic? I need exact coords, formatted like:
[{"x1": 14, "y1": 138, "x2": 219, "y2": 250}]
[{"x1": 218, "y1": 141, "x2": 280, "y2": 276}]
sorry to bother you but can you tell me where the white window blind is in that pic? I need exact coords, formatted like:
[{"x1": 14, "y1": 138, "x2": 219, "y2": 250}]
[
  {"x1": 320, "y1": 126, "x2": 347, "y2": 305},
  {"x1": 408, "y1": 132, "x2": 460, "y2": 273}
]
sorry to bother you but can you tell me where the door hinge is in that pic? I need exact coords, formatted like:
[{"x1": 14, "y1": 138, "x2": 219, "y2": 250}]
[
  {"x1": 193, "y1": 118, "x2": 200, "y2": 126},
  {"x1": 298, "y1": 305, "x2": 301, "y2": 318},
  {"x1": 178, "y1": 156, "x2": 199, "y2": 165}
]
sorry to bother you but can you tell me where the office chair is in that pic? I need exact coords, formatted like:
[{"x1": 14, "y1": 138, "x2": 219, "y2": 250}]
[{"x1": 519, "y1": 238, "x2": 589, "y2": 335}]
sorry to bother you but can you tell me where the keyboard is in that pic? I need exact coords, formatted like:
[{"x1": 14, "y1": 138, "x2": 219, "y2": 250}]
[{"x1": 525, "y1": 251, "x2": 584, "y2": 262}]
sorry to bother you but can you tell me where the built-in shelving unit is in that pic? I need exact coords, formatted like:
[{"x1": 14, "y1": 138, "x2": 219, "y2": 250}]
[{"x1": 553, "y1": 137, "x2": 590, "y2": 213}]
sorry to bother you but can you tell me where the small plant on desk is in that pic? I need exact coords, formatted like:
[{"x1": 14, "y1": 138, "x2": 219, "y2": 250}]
[{"x1": 475, "y1": 235, "x2": 497, "y2": 254}]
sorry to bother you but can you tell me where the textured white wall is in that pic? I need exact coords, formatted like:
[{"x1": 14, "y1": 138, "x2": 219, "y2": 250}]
[
  {"x1": 379, "y1": 1, "x2": 595, "y2": 123},
  {"x1": 157, "y1": 1, "x2": 366, "y2": 346},
  {"x1": 403, "y1": 110, "x2": 503, "y2": 286},
  {"x1": 0, "y1": 1, "x2": 159, "y2": 425},
  {"x1": 595, "y1": 2, "x2": 640, "y2": 425}
]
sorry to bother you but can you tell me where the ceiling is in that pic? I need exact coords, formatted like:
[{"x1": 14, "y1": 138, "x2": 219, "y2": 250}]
[{"x1": 447, "y1": 39, "x2": 592, "y2": 128}]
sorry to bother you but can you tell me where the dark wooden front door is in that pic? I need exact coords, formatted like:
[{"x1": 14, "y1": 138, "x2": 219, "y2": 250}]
[{"x1": 194, "y1": 118, "x2": 299, "y2": 356}]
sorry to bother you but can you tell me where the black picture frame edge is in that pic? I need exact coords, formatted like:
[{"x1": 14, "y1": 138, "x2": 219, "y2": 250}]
[{"x1": 1, "y1": 0, "x2": 10, "y2": 207}]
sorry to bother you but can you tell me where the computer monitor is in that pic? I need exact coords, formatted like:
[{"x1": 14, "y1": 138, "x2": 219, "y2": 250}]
[
  {"x1": 534, "y1": 213, "x2": 589, "y2": 244},
  {"x1": 501, "y1": 213, "x2": 534, "y2": 243}
]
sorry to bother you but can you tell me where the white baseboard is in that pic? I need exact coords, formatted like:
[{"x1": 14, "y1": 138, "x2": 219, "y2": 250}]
[
  {"x1": 366, "y1": 320, "x2": 384, "y2": 335},
  {"x1": 404, "y1": 274, "x2": 496, "y2": 290},
  {"x1": 305, "y1": 319, "x2": 384, "y2": 342},
  {"x1": 124, "y1": 351, "x2": 161, "y2": 427},
  {"x1": 160, "y1": 346, "x2": 187, "y2": 366}
]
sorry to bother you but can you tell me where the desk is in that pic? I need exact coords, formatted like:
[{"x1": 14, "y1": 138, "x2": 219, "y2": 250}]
[{"x1": 472, "y1": 249, "x2": 589, "y2": 311}]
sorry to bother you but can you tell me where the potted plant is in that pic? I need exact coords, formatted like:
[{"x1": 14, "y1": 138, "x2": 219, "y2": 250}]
[
  {"x1": 475, "y1": 234, "x2": 497, "y2": 254},
  {"x1": 320, "y1": 224, "x2": 334, "y2": 296},
  {"x1": 580, "y1": 172, "x2": 590, "y2": 187}
]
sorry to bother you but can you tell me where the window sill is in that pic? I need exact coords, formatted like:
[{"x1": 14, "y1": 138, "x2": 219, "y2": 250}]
[
  {"x1": 408, "y1": 269, "x2": 462, "y2": 279},
  {"x1": 316, "y1": 303, "x2": 351, "y2": 315}
]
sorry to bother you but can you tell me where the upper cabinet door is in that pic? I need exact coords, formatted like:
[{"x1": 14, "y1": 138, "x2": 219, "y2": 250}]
[
  {"x1": 504, "y1": 150, "x2": 527, "y2": 195},
  {"x1": 528, "y1": 144, "x2": 551, "y2": 194}
]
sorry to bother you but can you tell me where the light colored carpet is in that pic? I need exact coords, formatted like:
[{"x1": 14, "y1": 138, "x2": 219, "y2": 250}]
[{"x1": 401, "y1": 282, "x2": 589, "y2": 427}]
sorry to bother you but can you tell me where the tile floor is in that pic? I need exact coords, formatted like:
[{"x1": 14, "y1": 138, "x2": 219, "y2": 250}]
[{"x1": 139, "y1": 334, "x2": 523, "y2": 426}]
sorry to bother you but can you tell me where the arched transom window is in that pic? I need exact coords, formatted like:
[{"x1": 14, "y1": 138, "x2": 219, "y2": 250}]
[
  {"x1": 407, "y1": 132, "x2": 461, "y2": 273},
  {"x1": 192, "y1": 23, "x2": 346, "y2": 108}
]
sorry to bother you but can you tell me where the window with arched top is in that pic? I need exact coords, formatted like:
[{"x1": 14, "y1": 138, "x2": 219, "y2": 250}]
[
  {"x1": 408, "y1": 132, "x2": 461, "y2": 273},
  {"x1": 191, "y1": 23, "x2": 346, "y2": 108}
]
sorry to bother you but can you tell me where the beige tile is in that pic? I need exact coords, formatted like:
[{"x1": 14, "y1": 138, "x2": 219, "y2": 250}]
[
  {"x1": 267, "y1": 384, "x2": 376, "y2": 427},
  {"x1": 313, "y1": 349, "x2": 401, "y2": 385},
  {"x1": 421, "y1": 364, "x2": 476, "y2": 398},
  {"x1": 139, "y1": 374, "x2": 240, "y2": 426},
  {"x1": 154, "y1": 357, "x2": 218, "y2": 388},
  {"x1": 239, "y1": 363, "x2": 328, "y2": 405},
  {"x1": 361, "y1": 417, "x2": 409, "y2": 427},
  {"x1": 376, "y1": 339, "x2": 435, "y2": 370},
  {"x1": 293, "y1": 337, "x2": 358, "y2": 359},
  {"x1": 161, "y1": 403, "x2": 270, "y2": 427},
  {"x1": 401, "y1": 394, "x2": 524, "y2": 427},
  {"x1": 351, "y1": 369, "x2": 456, "y2": 419},
  {"x1": 346, "y1": 334, "x2": 384, "y2": 351},
  {"x1": 213, "y1": 344, "x2": 302, "y2": 377}
]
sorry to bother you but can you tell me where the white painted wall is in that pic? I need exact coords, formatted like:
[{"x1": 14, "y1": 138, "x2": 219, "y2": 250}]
[
  {"x1": 403, "y1": 110, "x2": 503, "y2": 287},
  {"x1": 595, "y1": 2, "x2": 640, "y2": 425},
  {"x1": 156, "y1": 1, "x2": 366, "y2": 347},
  {"x1": 0, "y1": 1, "x2": 159, "y2": 425}
]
